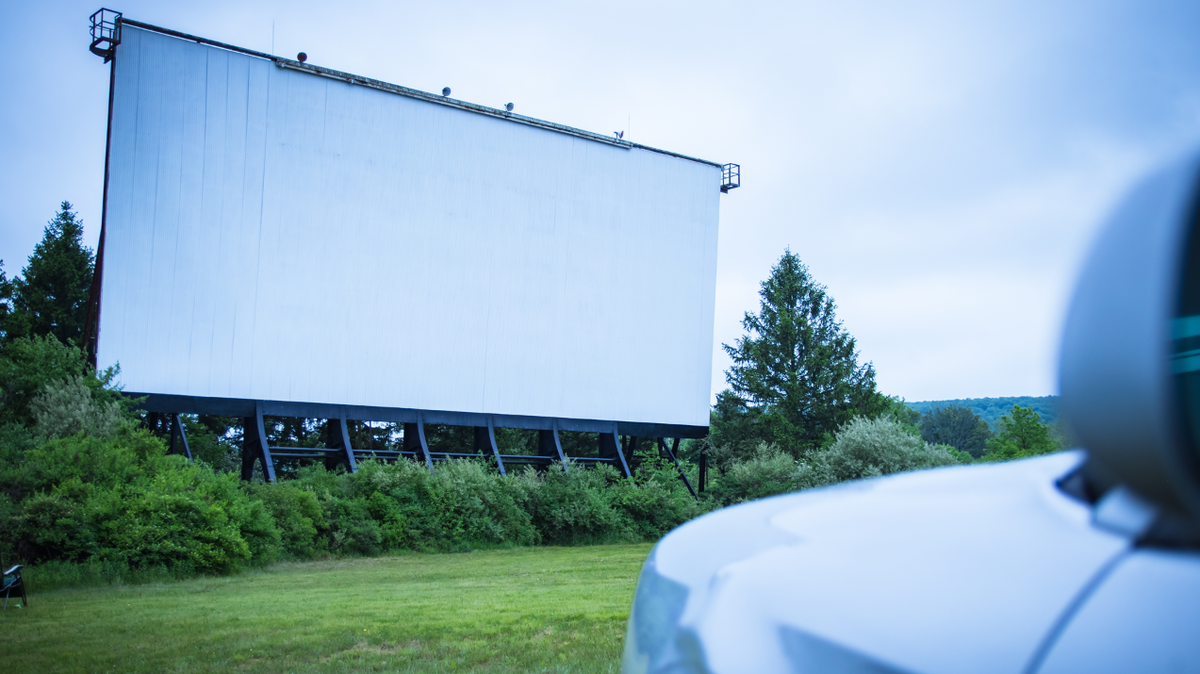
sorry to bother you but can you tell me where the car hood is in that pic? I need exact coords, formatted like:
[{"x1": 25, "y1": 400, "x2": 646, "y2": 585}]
[{"x1": 623, "y1": 451, "x2": 1136, "y2": 674}]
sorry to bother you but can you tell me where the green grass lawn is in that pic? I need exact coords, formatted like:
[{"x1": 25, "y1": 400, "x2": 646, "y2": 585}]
[{"x1": 0, "y1": 544, "x2": 653, "y2": 673}]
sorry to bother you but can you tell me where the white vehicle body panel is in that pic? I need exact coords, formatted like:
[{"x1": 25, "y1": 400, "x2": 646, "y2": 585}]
[{"x1": 623, "y1": 452, "x2": 1191, "y2": 674}]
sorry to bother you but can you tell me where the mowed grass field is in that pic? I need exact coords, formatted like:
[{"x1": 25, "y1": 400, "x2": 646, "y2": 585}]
[{"x1": 0, "y1": 544, "x2": 653, "y2": 673}]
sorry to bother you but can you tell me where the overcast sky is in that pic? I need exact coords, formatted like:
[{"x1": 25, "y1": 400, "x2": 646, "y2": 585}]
[{"x1": 5, "y1": 0, "x2": 1200, "y2": 403}]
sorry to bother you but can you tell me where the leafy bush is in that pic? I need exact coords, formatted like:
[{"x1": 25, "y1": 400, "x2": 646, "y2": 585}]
[
  {"x1": 2, "y1": 429, "x2": 282, "y2": 573},
  {"x1": 13, "y1": 488, "x2": 99, "y2": 563},
  {"x1": 6, "y1": 426, "x2": 167, "y2": 501},
  {"x1": 289, "y1": 459, "x2": 543, "y2": 552},
  {"x1": 2, "y1": 392, "x2": 979, "y2": 591},
  {"x1": 100, "y1": 468, "x2": 278, "y2": 573},
  {"x1": 524, "y1": 460, "x2": 703, "y2": 544},
  {"x1": 525, "y1": 464, "x2": 626, "y2": 545},
  {"x1": 248, "y1": 481, "x2": 326, "y2": 559},
  {"x1": 0, "y1": 342, "x2": 288, "y2": 575},
  {"x1": 707, "y1": 442, "x2": 822, "y2": 505},
  {"x1": 610, "y1": 464, "x2": 709, "y2": 541},
  {"x1": 0, "y1": 334, "x2": 124, "y2": 428},
  {"x1": 708, "y1": 416, "x2": 966, "y2": 505},
  {"x1": 814, "y1": 415, "x2": 963, "y2": 482},
  {"x1": 31, "y1": 374, "x2": 124, "y2": 439},
  {"x1": 417, "y1": 460, "x2": 534, "y2": 548},
  {"x1": 323, "y1": 491, "x2": 384, "y2": 555},
  {"x1": 0, "y1": 421, "x2": 37, "y2": 473},
  {"x1": 0, "y1": 336, "x2": 976, "y2": 590}
]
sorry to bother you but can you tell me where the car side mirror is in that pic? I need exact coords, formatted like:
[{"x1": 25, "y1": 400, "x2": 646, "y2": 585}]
[{"x1": 1060, "y1": 151, "x2": 1200, "y2": 523}]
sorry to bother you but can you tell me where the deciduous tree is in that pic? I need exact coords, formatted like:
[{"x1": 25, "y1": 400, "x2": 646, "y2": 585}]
[
  {"x1": 981, "y1": 405, "x2": 1057, "y2": 462},
  {"x1": 920, "y1": 405, "x2": 993, "y2": 458}
]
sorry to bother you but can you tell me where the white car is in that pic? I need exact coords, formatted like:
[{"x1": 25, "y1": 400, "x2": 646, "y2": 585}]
[{"x1": 623, "y1": 150, "x2": 1200, "y2": 674}]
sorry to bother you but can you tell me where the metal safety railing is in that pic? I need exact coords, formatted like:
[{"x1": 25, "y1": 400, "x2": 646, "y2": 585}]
[
  {"x1": 721, "y1": 163, "x2": 741, "y2": 193},
  {"x1": 89, "y1": 8, "x2": 122, "y2": 61}
]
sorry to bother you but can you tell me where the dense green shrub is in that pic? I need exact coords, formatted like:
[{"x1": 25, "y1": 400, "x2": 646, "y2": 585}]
[
  {"x1": 4, "y1": 409, "x2": 974, "y2": 586},
  {"x1": 324, "y1": 491, "x2": 384, "y2": 555},
  {"x1": 0, "y1": 334, "x2": 124, "y2": 428},
  {"x1": 707, "y1": 442, "x2": 822, "y2": 505},
  {"x1": 525, "y1": 464, "x2": 626, "y2": 545},
  {"x1": 708, "y1": 416, "x2": 967, "y2": 505},
  {"x1": 287, "y1": 459, "x2": 542, "y2": 552},
  {"x1": 31, "y1": 374, "x2": 123, "y2": 439},
  {"x1": 0, "y1": 337, "x2": 978, "y2": 590},
  {"x1": 100, "y1": 468, "x2": 279, "y2": 573},
  {"x1": 5, "y1": 427, "x2": 167, "y2": 501},
  {"x1": 617, "y1": 460, "x2": 711, "y2": 539},
  {"x1": 14, "y1": 488, "x2": 99, "y2": 563},
  {"x1": 224, "y1": 456, "x2": 705, "y2": 558},
  {"x1": 0, "y1": 421, "x2": 37, "y2": 469},
  {"x1": 411, "y1": 459, "x2": 535, "y2": 548},
  {"x1": 814, "y1": 415, "x2": 963, "y2": 482},
  {"x1": 518, "y1": 460, "x2": 705, "y2": 545},
  {"x1": 2, "y1": 428, "x2": 282, "y2": 573},
  {"x1": 248, "y1": 481, "x2": 326, "y2": 559}
]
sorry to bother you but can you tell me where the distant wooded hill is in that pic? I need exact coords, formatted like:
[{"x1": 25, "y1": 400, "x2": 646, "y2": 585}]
[{"x1": 905, "y1": 396, "x2": 1060, "y2": 426}]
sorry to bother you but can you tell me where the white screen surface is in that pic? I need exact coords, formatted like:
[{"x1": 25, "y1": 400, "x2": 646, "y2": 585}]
[{"x1": 97, "y1": 25, "x2": 721, "y2": 428}]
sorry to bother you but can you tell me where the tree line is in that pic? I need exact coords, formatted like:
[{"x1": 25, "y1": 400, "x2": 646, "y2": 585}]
[{"x1": 907, "y1": 396, "x2": 1060, "y2": 427}]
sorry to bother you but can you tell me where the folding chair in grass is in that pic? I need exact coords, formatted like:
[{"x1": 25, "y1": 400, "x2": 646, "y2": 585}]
[{"x1": 2, "y1": 562, "x2": 26, "y2": 609}]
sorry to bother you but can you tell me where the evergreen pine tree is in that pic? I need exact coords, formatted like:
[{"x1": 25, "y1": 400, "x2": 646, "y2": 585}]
[
  {"x1": 714, "y1": 250, "x2": 887, "y2": 456},
  {"x1": 0, "y1": 260, "x2": 13, "y2": 341},
  {"x1": 7, "y1": 202, "x2": 95, "y2": 345}
]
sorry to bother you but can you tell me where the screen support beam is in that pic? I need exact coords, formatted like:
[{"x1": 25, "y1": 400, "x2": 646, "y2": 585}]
[
  {"x1": 256, "y1": 403, "x2": 277, "y2": 482},
  {"x1": 241, "y1": 402, "x2": 277, "y2": 482},
  {"x1": 168, "y1": 413, "x2": 192, "y2": 462},
  {"x1": 416, "y1": 414, "x2": 433, "y2": 473},
  {"x1": 552, "y1": 420, "x2": 568, "y2": 472},
  {"x1": 611, "y1": 429, "x2": 632, "y2": 478},
  {"x1": 487, "y1": 418, "x2": 506, "y2": 476},
  {"x1": 339, "y1": 414, "x2": 358, "y2": 473},
  {"x1": 659, "y1": 437, "x2": 696, "y2": 499}
]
